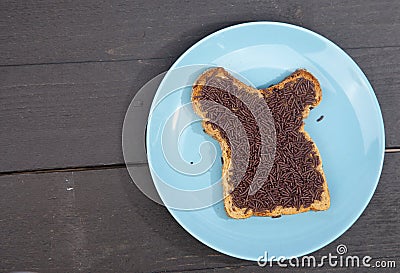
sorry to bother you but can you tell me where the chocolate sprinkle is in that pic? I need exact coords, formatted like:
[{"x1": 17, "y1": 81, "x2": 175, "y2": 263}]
[
  {"x1": 317, "y1": 115, "x2": 324, "y2": 122},
  {"x1": 195, "y1": 75, "x2": 325, "y2": 213}
]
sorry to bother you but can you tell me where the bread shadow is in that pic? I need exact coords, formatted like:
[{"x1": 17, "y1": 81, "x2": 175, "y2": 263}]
[
  {"x1": 256, "y1": 70, "x2": 291, "y2": 89},
  {"x1": 212, "y1": 199, "x2": 232, "y2": 220}
]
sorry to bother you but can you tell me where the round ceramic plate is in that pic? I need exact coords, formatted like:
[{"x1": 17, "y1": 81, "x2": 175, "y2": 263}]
[{"x1": 146, "y1": 22, "x2": 385, "y2": 261}]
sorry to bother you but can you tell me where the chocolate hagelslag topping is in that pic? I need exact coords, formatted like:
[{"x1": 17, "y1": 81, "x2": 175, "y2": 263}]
[{"x1": 196, "y1": 75, "x2": 324, "y2": 212}]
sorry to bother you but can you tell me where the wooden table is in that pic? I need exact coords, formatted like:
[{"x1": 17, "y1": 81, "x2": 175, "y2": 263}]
[{"x1": 1, "y1": 1, "x2": 399, "y2": 272}]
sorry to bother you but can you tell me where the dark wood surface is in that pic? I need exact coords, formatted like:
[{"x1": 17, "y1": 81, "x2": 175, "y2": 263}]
[
  {"x1": 1, "y1": 0, "x2": 400, "y2": 65},
  {"x1": 0, "y1": 0, "x2": 399, "y2": 272},
  {"x1": 0, "y1": 154, "x2": 399, "y2": 272}
]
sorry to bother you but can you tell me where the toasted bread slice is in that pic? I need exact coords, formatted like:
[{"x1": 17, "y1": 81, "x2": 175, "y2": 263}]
[{"x1": 192, "y1": 67, "x2": 330, "y2": 218}]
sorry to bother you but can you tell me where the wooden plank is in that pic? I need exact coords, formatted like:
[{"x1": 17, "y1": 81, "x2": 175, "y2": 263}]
[
  {"x1": 0, "y1": 58, "x2": 173, "y2": 173},
  {"x1": 1, "y1": 46, "x2": 399, "y2": 173},
  {"x1": 0, "y1": 0, "x2": 399, "y2": 66},
  {"x1": 0, "y1": 153, "x2": 399, "y2": 272}
]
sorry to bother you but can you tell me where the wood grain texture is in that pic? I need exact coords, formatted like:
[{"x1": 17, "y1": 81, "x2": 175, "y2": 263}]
[
  {"x1": 0, "y1": 58, "x2": 173, "y2": 173},
  {"x1": 1, "y1": 47, "x2": 399, "y2": 173},
  {"x1": 0, "y1": 153, "x2": 398, "y2": 272},
  {"x1": 0, "y1": 0, "x2": 399, "y2": 66}
]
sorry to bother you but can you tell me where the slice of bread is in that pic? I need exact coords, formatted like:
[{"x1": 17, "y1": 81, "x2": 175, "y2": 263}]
[{"x1": 192, "y1": 67, "x2": 330, "y2": 218}]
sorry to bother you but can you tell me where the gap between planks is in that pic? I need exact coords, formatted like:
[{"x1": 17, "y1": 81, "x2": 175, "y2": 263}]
[
  {"x1": 0, "y1": 163, "x2": 134, "y2": 177},
  {"x1": 0, "y1": 148, "x2": 399, "y2": 177},
  {"x1": 0, "y1": 45, "x2": 399, "y2": 68},
  {"x1": 0, "y1": 56, "x2": 176, "y2": 68}
]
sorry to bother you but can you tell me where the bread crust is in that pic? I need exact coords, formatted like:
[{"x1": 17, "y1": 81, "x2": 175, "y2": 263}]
[{"x1": 192, "y1": 68, "x2": 330, "y2": 218}]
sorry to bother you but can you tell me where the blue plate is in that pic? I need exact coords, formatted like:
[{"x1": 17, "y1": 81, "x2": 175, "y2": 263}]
[{"x1": 146, "y1": 22, "x2": 385, "y2": 261}]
